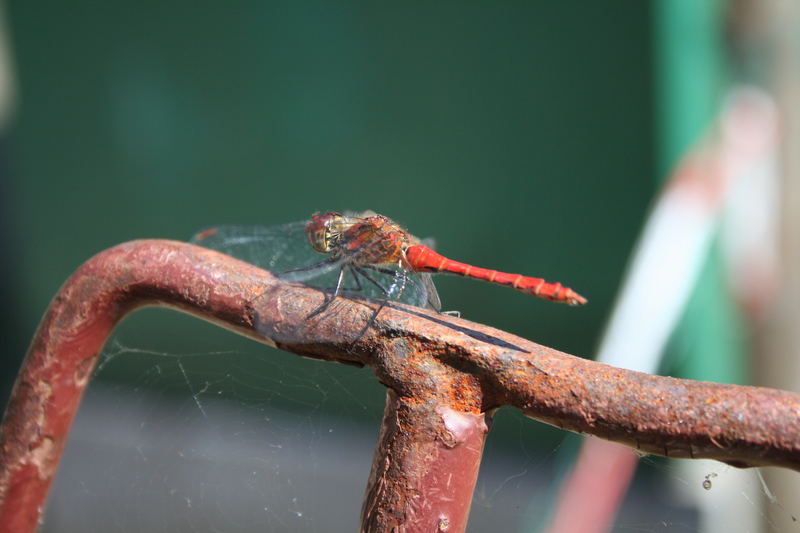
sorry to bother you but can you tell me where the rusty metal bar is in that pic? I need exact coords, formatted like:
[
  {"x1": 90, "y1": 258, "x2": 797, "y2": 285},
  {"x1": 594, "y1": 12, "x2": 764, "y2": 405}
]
[
  {"x1": 1, "y1": 240, "x2": 799, "y2": 532},
  {"x1": 361, "y1": 391, "x2": 488, "y2": 532}
]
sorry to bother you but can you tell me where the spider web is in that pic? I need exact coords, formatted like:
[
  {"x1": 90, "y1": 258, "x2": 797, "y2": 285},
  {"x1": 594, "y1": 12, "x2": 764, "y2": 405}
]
[{"x1": 39, "y1": 308, "x2": 799, "y2": 533}]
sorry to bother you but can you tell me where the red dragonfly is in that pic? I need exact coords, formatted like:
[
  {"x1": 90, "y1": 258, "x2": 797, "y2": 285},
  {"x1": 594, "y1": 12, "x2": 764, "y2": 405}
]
[{"x1": 192, "y1": 211, "x2": 586, "y2": 311}]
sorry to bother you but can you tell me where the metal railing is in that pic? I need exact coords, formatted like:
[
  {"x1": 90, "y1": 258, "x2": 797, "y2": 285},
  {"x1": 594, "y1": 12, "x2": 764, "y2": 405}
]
[{"x1": 1, "y1": 240, "x2": 798, "y2": 532}]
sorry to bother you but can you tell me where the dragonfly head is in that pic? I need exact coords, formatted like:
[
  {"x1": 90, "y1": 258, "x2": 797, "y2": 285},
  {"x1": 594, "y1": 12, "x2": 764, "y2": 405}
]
[{"x1": 306, "y1": 212, "x2": 348, "y2": 254}]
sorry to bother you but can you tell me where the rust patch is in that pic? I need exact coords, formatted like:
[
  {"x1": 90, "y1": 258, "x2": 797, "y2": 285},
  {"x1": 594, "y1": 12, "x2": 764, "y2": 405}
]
[
  {"x1": 34, "y1": 381, "x2": 52, "y2": 429},
  {"x1": 2, "y1": 239, "x2": 799, "y2": 533},
  {"x1": 74, "y1": 356, "x2": 96, "y2": 387},
  {"x1": 29, "y1": 437, "x2": 56, "y2": 480}
]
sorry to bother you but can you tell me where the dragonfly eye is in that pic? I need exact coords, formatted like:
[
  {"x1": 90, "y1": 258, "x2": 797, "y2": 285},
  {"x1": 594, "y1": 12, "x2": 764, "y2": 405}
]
[
  {"x1": 306, "y1": 212, "x2": 346, "y2": 254},
  {"x1": 306, "y1": 216, "x2": 331, "y2": 253}
]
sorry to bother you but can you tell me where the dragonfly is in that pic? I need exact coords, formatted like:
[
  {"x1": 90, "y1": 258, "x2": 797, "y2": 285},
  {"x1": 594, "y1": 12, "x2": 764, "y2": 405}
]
[{"x1": 192, "y1": 211, "x2": 586, "y2": 312}]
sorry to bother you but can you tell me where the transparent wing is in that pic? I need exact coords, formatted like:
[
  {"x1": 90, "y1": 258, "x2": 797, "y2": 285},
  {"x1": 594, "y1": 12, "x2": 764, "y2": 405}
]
[
  {"x1": 191, "y1": 222, "x2": 439, "y2": 310},
  {"x1": 278, "y1": 257, "x2": 346, "y2": 283},
  {"x1": 418, "y1": 273, "x2": 442, "y2": 311},
  {"x1": 191, "y1": 222, "x2": 313, "y2": 272}
]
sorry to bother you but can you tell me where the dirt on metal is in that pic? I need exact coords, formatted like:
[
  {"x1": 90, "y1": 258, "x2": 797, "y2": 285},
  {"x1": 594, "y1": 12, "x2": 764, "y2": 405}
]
[{"x1": 1, "y1": 240, "x2": 799, "y2": 532}]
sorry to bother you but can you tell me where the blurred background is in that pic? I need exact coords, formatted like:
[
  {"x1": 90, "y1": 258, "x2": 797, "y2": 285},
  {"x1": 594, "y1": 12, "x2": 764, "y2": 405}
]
[{"x1": 0, "y1": 1, "x2": 797, "y2": 532}]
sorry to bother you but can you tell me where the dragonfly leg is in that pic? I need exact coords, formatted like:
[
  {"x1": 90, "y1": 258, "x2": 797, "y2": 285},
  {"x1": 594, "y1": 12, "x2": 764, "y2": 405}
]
[
  {"x1": 334, "y1": 264, "x2": 350, "y2": 297},
  {"x1": 347, "y1": 268, "x2": 364, "y2": 291},
  {"x1": 345, "y1": 302, "x2": 387, "y2": 355},
  {"x1": 332, "y1": 265, "x2": 373, "y2": 295},
  {"x1": 360, "y1": 265, "x2": 441, "y2": 311},
  {"x1": 352, "y1": 266, "x2": 392, "y2": 296},
  {"x1": 306, "y1": 266, "x2": 362, "y2": 318},
  {"x1": 351, "y1": 266, "x2": 414, "y2": 307}
]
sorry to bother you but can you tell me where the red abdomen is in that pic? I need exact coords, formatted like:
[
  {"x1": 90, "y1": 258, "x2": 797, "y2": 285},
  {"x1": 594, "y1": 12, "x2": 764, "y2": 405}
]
[{"x1": 405, "y1": 245, "x2": 586, "y2": 306}]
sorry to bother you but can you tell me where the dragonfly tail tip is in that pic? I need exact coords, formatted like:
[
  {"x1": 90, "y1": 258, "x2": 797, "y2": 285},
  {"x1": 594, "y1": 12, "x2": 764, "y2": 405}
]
[{"x1": 568, "y1": 291, "x2": 588, "y2": 306}]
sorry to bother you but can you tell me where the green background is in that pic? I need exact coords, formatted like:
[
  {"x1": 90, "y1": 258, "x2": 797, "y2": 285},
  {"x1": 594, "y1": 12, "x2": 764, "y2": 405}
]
[
  {"x1": 0, "y1": 10, "x2": 666, "y2": 514},
  {"x1": 3, "y1": 2, "x2": 653, "y2": 397},
  {"x1": 0, "y1": 2, "x2": 660, "y2": 530}
]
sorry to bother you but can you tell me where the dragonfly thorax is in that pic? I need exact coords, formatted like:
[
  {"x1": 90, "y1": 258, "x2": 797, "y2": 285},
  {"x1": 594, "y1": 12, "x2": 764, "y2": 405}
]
[{"x1": 305, "y1": 212, "x2": 412, "y2": 266}]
